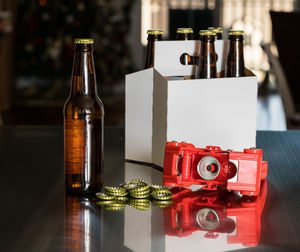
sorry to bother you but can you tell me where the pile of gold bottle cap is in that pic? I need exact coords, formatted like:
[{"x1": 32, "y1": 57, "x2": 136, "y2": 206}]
[{"x1": 96, "y1": 179, "x2": 173, "y2": 211}]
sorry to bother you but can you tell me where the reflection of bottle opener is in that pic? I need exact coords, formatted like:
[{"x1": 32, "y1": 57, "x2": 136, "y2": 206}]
[
  {"x1": 163, "y1": 142, "x2": 268, "y2": 196},
  {"x1": 164, "y1": 180, "x2": 267, "y2": 247}
]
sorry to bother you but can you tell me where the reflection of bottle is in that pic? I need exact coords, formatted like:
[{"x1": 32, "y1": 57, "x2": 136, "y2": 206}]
[
  {"x1": 176, "y1": 28, "x2": 194, "y2": 40},
  {"x1": 196, "y1": 30, "x2": 217, "y2": 79},
  {"x1": 64, "y1": 196, "x2": 102, "y2": 251},
  {"x1": 64, "y1": 38, "x2": 104, "y2": 195},
  {"x1": 226, "y1": 30, "x2": 245, "y2": 77},
  {"x1": 144, "y1": 29, "x2": 163, "y2": 69}
]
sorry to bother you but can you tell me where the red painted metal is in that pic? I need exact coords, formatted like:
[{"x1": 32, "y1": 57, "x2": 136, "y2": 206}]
[
  {"x1": 163, "y1": 141, "x2": 268, "y2": 196},
  {"x1": 164, "y1": 180, "x2": 267, "y2": 247}
]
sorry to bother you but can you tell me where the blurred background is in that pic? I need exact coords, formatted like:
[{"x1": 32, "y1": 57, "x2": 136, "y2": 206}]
[{"x1": 0, "y1": 0, "x2": 300, "y2": 129}]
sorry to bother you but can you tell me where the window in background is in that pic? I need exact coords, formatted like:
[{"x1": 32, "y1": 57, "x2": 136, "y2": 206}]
[
  {"x1": 141, "y1": 0, "x2": 295, "y2": 79},
  {"x1": 141, "y1": 0, "x2": 296, "y2": 130},
  {"x1": 141, "y1": 0, "x2": 218, "y2": 44},
  {"x1": 222, "y1": 0, "x2": 295, "y2": 78}
]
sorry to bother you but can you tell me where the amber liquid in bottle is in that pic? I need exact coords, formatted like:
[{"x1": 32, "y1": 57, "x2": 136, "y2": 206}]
[
  {"x1": 196, "y1": 33, "x2": 217, "y2": 79},
  {"x1": 226, "y1": 31, "x2": 245, "y2": 77},
  {"x1": 64, "y1": 40, "x2": 104, "y2": 195},
  {"x1": 144, "y1": 30, "x2": 163, "y2": 69}
]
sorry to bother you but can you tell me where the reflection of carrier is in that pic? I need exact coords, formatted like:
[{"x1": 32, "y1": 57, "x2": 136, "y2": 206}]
[
  {"x1": 163, "y1": 142, "x2": 268, "y2": 196},
  {"x1": 164, "y1": 180, "x2": 267, "y2": 247}
]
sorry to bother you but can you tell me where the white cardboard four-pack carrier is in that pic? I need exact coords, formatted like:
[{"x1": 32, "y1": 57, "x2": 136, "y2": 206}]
[{"x1": 125, "y1": 40, "x2": 257, "y2": 167}]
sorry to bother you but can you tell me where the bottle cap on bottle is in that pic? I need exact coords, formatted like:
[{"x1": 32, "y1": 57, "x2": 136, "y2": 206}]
[
  {"x1": 199, "y1": 30, "x2": 216, "y2": 36},
  {"x1": 228, "y1": 30, "x2": 244, "y2": 36},
  {"x1": 208, "y1": 27, "x2": 223, "y2": 34},
  {"x1": 147, "y1": 29, "x2": 163, "y2": 35},
  {"x1": 176, "y1": 28, "x2": 194, "y2": 34},
  {"x1": 74, "y1": 38, "x2": 94, "y2": 44}
]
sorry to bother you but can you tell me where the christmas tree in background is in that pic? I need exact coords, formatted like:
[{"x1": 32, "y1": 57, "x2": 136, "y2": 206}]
[{"x1": 16, "y1": 0, "x2": 135, "y2": 97}]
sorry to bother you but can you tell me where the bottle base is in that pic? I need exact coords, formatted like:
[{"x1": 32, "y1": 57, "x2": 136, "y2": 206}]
[{"x1": 65, "y1": 187, "x2": 102, "y2": 196}]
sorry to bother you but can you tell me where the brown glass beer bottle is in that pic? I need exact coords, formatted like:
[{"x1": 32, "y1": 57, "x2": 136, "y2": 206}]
[
  {"x1": 176, "y1": 28, "x2": 194, "y2": 40},
  {"x1": 196, "y1": 30, "x2": 217, "y2": 79},
  {"x1": 144, "y1": 29, "x2": 163, "y2": 69},
  {"x1": 64, "y1": 38, "x2": 104, "y2": 195},
  {"x1": 226, "y1": 30, "x2": 245, "y2": 77},
  {"x1": 208, "y1": 27, "x2": 223, "y2": 40}
]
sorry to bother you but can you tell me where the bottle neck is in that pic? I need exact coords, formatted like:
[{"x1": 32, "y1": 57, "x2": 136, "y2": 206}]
[
  {"x1": 200, "y1": 35, "x2": 215, "y2": 43},
  {"x1": 71, "y1": 44, "x2": 97, "y2": 96},
  {"x1": 196, "y1": 38, "x2": 217, "y2": 78},
  {"x1": 145, "y1": 35, "x2": 162, "y2": 69},
  {"x1": 226, "y1": 38, "x2": 245, "y2": 77},
  {"x1": 216, "y1": 32, "x2": 222, "y2": 40},
  {"x1": 176, "y1": 33, "x2": 194, "y2": 40},
  {"x1": 229, "y1": 39, "x2": 244, "y2": 57},
  {"x1": 201, "y1": 37, "x2": 216, "y2": 57},
  {"x1": 147, "y1": 34, "x2": 162, "y2": 42}
]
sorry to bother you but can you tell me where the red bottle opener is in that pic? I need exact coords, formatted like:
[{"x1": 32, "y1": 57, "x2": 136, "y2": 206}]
[{"x1": 163, "y1": 141, "x2": 268, "y2": 196}]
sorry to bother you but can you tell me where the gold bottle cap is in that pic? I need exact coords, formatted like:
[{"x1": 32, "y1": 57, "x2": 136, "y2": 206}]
[
  {"x1": 152, "y1": 192, "x2": 173, "y2": 200},
  {"x1": 115, "y1": 196, "x2": 129, "y2": 202},
  {"x1": 96, "y1": 192, "x2": 116, "y2": 200},
  {"x1": 152, "y1": 200, "x2": 173, "y2": 208},
  {"x1": 150, "y1": 185, "x2": 169, "y2": 191},
  {"x1": 74, "y1": 38, "x2": 94, "y2": 44},
  {"x1": 105, "y1": 186, "x2": 127, "y2": 192},
  {"x1": 147, "y1": 29, "x2": 163, "y2": 35},
  {"x1": 208, "y1": 27, "x2": 223, "y2": 34},
  {"x1": 130, "y1": 193, "x2": 149, "y2": 199},
  {"x1": 105, "y1": 203, "x2": 126, "y2": 211},
  {"x1": 108, "y1": 191, "x2": 128, "y2": 197},
  {"x1": 104, "y1": 186, "x2": 128, "y2": 196},
  {"x1": 96, "y1": 200, "x2": 118, "y2": 206},
  {"x1": 127, "y1": 179, "x2": 147, "y2": 185},
  {"x1": 176, "y1": 28, "x2": 194, "y2": 34},
  {"x1": 228, "y1": 30, "x2": 244, "y2": 36},
  {"x1": 129, "y1": 198, "x2": 150, "y2": 204},
  {"x1": 131, "y1": 185, "x2": 150, "y2": 192},
  {"x1": 151, "y1": 189, "x2": 171, "y2": 194},
  {"x1": 199, "y1": 30, "x2": 216, "y2": 36},
  {"x1": 130, "y1": 189, "x2": 151, "y2": 196}
]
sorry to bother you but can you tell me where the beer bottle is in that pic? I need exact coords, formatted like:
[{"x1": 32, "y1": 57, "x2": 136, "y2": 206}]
[
  {"x1": 177, "y1": 28, "x2": 194, "y2": 66},
  {"x1": 144, "y1": 29, "x2": 163, "y2": 69},
  {"x1": 226, "y1": 30, "x2": 245, "y2": 77},
  {"x1": 208, "y1": 27, "x2": 223, "y2": 40},
  {"x1": 64, "y1": 38, "x2": 104, "y2": 195},
  {"x1": 196, "y1": 30, "x2": 217, "y2": 79},
  {"x1": 176, "y1": 28, "x2": 194, "y2": 40}
]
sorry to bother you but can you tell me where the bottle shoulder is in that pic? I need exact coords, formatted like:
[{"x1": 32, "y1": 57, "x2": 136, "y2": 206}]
[{"x1": 64, "y1": 95, "x2": 104, "y2": 119}]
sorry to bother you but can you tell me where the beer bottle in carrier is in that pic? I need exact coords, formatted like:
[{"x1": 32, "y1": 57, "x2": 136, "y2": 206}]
[
  {"x1": 64, "y1": 38, "x2": 104, "y2": 195},
  {"x1": 208, "y1": 27, "x2": 223, "y2": 40},
  {"x1": 144, "y1": 29, "x2": 163, "y2": 69},
  {"x1": 196, "y1": 30, "x2": 217, "y2": 79},
  {"x1": 177, "y1": 28, "x2": 195, "y2": 66},
  {"x1": 176, "y1": 28, "x2": 194, "y2": 40},
  {"x1": 226, "y1": 30, "x2": 245, "y2": 77}
]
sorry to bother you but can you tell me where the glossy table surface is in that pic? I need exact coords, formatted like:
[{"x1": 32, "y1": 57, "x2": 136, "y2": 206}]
[{"x1": 0, "y1": 126, "x2": 300, "y2": 252}]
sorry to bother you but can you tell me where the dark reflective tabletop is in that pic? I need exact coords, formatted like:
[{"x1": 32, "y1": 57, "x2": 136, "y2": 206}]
[{"x1": 0, "y1": 126, "x2": 300, "y2": 252}]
